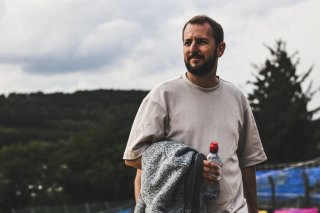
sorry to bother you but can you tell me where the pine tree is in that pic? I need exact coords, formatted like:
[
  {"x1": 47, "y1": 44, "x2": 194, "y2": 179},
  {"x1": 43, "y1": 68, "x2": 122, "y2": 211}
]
[{"x1": 248, "y1": 40, "x2": 320, "y2": 163}]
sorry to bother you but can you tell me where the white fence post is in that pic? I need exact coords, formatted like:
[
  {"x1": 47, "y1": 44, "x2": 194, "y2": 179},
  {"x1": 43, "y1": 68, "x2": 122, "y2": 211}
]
[
  {"x1": 85, "y1": 203, "x2": 90, "y2": 213},
  {"x1": 64, "y1": 205, "x2": 69, "y2": 213},
  {"x1": 105, "y1": 202, "x2": 110, "y2": 211}
]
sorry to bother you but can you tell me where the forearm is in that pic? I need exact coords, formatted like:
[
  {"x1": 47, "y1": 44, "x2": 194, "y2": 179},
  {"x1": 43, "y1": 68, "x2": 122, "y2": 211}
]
[
  {"x1": 134, "y1": 169, "x2": 142, "y2": 202},
  {"x1": 124, "y1": 158, "x2": 142, "y2": 202},
  {"x1": 241, "y1": 165, "x2": 258, "y2": 213}
]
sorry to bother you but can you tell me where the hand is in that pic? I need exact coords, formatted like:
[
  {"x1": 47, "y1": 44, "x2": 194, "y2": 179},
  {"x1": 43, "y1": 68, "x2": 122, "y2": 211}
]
[{"x1": 202, "y1": 160, "x2": 222, "y2": 183}]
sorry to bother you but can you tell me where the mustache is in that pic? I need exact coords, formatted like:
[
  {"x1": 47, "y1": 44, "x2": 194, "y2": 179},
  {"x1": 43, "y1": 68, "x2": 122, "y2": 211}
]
[{"x1": 187, "y1": 52, "x2": 204, "y2": 60}]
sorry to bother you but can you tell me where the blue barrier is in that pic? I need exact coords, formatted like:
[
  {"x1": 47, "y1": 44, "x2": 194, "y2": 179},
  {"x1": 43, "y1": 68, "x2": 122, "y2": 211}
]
[{"x1": 257, "y1": 166, "x2": 320, "y2": 202}]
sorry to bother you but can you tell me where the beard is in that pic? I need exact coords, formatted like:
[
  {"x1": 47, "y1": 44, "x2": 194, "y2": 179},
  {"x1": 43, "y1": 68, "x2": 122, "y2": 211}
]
[{"x1": 184, "y1": 50, "x2": 218, "y2": 76}]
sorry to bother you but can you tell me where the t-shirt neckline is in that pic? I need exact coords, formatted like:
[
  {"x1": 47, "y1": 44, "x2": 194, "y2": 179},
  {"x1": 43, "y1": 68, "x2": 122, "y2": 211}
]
[{"x1": 182, "y1": 72, "x2": 222, "y2": 92}]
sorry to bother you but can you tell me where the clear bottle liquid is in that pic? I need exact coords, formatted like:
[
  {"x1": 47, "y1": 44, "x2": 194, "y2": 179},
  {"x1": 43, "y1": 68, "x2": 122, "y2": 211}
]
[{"x1": 203, "y1": 141, "x2": 223, "y2": 201}]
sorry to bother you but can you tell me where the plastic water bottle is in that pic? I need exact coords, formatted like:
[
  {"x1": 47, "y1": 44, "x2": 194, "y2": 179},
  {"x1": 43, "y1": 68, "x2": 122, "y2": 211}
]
[{"x1": 203, "y1": 141, "x2": 223, "y2": 200}]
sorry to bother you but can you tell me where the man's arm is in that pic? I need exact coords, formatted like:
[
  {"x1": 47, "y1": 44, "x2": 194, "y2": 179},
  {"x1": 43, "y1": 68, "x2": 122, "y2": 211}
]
[
  {"x1": 241, "y1": 165, "x2": 258, "y2": 213},
  {"x1": 125, "y1": 158, "x2": 142, "y2": 202},
  {"x1": 134, "y1": 169, "x2": 142, "y2": 202}
]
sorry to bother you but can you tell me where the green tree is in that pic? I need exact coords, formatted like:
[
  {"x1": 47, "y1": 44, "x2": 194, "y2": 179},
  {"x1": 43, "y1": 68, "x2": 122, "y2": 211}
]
[
  {"x1": 248, "y1": 40, "x2": 320, "y2": 164},
  {"x1": 52, "y1": 106, "x2": 137, "y2": 203},
  {"x1": 0, "y1": 89, "x2": 147, "y2": 211},
  {"x1": 0, "y1": 141, "x2": 59, "y2": 212}
]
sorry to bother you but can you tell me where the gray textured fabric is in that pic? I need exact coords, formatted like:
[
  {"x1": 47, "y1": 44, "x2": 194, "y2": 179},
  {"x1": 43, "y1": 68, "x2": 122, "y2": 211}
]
[{"x1": 134, "y1": 141, "x2": 206, "y2": 213}]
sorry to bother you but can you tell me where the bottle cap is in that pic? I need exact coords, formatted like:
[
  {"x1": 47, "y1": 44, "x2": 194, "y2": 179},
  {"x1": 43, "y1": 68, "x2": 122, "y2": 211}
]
[{"x1": 210, "y1": 141, "x2": 219, "y2": 153}]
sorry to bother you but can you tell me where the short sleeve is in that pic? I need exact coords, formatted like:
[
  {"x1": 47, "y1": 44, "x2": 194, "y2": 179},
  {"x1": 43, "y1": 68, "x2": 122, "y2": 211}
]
[
  {"x1": 123, "y1": 96, "x2": 167, "y2": 160},
  {"x1": 237, "y1": 107, "x2": 267, "y2": 168}
]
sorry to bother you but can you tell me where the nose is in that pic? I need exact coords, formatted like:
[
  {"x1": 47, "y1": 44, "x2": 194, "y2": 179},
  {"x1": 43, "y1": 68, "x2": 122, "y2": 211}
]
[{"x1": 189, "y1": 40, "x2": 198, "y2": 53}]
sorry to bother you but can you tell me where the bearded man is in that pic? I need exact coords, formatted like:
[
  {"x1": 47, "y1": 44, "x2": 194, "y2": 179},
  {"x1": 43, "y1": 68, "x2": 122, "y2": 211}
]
[{"x1": 123, "y1": 15, "x2": 267, "y2": 213}]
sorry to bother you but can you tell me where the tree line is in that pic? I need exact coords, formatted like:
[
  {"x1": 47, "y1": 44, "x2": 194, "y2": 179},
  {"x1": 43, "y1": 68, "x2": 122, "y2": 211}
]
[{"x1": 0, "y1": 90, "x2": 148, "y2": 212}]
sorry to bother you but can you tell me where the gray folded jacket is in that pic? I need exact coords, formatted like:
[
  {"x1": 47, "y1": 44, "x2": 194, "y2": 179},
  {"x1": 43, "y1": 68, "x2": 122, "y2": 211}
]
[{"x1": 134, "y1": 140, "x2": 206, "y2": 213}]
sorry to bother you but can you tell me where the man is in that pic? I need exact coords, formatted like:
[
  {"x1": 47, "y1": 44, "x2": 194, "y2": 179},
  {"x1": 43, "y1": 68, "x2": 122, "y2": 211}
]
[{"x1": 123, "y1": 15, "x2": 267, "y2": 212}]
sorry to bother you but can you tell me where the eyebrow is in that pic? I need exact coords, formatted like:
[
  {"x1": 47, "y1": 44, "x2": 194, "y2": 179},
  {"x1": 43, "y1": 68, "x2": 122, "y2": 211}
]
[
  {"x1": 184, "y1": 37, "x2": 209, "y2": 43},
  {"x1": 184, "y1": 35, "x2": 209, "y2": 40}
]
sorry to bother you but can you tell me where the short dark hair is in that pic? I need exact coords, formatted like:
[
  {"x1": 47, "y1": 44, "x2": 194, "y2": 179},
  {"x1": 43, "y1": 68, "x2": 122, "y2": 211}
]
[{"x1": 182, "y1": 15, "x2": 224, "y2": 44}]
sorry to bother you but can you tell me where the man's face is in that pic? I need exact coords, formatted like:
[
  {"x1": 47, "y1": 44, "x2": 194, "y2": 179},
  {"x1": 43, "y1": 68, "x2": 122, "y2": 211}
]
[{"x1": 183, "y1": 23, "x2": 218, "y2": 76}]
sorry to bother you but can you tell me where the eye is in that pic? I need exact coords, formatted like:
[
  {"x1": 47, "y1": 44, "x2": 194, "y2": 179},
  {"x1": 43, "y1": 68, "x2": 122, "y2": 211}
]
[
  {"x1": 184, "y1": 39, "x2": 192, "y2": 46},
  {"x1": 196, "y1": 39, "x2": 208, "y2": 45}
]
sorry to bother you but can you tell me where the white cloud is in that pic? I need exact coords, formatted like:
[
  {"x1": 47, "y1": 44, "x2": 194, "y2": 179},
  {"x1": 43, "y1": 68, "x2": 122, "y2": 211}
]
[{"x1": 77, "y1": 19, "x2": 142, "y2": 56}]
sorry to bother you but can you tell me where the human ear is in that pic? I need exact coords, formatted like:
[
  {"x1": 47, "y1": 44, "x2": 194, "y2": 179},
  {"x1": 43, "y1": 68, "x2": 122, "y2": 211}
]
[{"x1": 217, "y1": 42, "x2": 226, "y2": 57}]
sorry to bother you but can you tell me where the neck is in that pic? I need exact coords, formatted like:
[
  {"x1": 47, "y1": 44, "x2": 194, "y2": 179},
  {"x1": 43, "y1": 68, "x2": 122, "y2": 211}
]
[{"x1": 186, "y1": 71, "x2": 219, "y2": 88}]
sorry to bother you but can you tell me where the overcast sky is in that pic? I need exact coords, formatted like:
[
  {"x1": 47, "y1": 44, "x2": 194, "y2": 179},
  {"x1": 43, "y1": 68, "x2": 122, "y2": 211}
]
[{"x1": 0, "y1": 0, "x2": 319, "y2": 115}]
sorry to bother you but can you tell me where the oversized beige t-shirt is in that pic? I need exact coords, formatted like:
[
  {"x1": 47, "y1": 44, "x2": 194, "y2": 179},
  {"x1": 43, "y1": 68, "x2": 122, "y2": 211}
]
[{"x1": 123, "y1": 73, "x2": 267, "y2": 212}]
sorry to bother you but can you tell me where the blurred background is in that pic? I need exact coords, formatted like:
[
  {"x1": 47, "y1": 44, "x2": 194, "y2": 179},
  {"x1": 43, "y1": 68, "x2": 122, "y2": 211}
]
[{"x1": 0, "y1": 0, "x2": 319, "y2": 212}]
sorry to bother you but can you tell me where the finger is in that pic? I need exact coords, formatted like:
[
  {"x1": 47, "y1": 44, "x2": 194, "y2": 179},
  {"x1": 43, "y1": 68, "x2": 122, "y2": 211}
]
[
  {"x1": 202, "y1": 173, "x2": 220, "y2": 183},
  {"x1": 203, "y1": 160, "x2": 222, "y2": 169},
  {"x1": 203, "y1": 165, "x2": 221, "y2": 176},
  {"x1": 203, "y1": 160, "x2": 222, "y2": 175}
]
